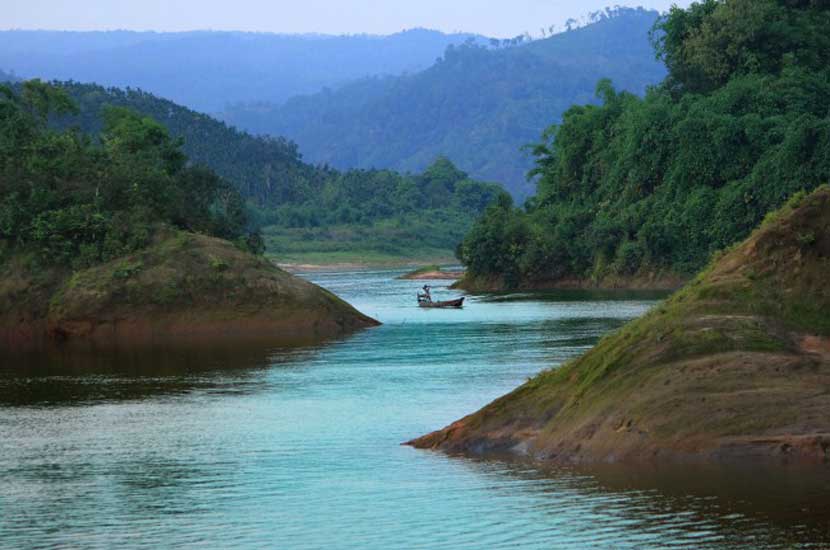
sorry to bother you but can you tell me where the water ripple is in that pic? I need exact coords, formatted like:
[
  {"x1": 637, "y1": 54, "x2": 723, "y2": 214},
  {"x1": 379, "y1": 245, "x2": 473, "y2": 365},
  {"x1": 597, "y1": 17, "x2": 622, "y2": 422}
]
[{"x1": 1, "y1": 269, "x2": 828, "y2": 549}]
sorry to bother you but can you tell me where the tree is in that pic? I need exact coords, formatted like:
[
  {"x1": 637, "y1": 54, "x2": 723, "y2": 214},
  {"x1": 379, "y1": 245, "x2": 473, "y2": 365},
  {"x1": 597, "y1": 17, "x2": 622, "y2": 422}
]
[
  {"x1": 457, "y1": 0, "x2": 830, "y2": 286},
  {"x1": 0, "y1": 82, "x2": 261, "y2": 267}
]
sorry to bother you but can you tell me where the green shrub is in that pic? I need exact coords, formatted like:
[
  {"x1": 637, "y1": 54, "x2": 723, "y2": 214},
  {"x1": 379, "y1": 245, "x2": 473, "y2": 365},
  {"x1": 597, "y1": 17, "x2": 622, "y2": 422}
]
[{"x1": 0, "y1": 82, "x2": 260, "y2": 267}]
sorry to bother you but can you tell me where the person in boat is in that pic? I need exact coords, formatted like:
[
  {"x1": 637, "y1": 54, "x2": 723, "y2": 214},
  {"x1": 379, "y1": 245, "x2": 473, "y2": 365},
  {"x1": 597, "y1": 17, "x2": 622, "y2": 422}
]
[{"x1": 420, "y1": 284, "x2": 432, "y2": 303}]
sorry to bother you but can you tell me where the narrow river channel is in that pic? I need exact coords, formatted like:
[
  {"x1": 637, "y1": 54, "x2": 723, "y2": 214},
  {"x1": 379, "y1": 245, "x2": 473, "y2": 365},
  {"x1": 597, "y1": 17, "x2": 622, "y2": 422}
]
[{"x1": 1, "y1": 269, "x2": 828, "y2": 549}]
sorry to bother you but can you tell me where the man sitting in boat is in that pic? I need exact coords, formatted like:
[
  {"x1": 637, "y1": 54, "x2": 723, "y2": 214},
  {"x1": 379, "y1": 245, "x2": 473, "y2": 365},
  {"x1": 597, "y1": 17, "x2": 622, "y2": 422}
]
[{"x1": 418, "y1": 285, "x2": 432, "y2": 304}]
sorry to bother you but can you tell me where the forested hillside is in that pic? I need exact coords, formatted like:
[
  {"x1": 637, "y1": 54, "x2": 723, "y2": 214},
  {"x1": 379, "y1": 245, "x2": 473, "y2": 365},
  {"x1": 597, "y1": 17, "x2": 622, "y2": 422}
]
[
  {"x1": 222, "y1": 8, "x2": 666, "y2": 198},
  {"x1": 48, "y1": 82, "x2": 504, "y2": 262},
  {"x1": 53, "y1": 82, "x2": 322, "y2": 207},
  {"x1": 458, "y1": 0, "x2": 830, "y2": 288},
  {"x1": 0, "y1": 81, "x2": 379, "y2": 349},
  {"x1": 0, "y1": 29, "x2": 483, "y2": 112},
  {"x1": 0, "y1": 81, "x2": 261, "y2": 269}
]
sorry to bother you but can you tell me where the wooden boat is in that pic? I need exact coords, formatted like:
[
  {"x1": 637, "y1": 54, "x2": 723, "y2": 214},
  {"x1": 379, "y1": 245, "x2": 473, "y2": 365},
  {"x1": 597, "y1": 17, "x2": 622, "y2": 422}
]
[{"x1": 418, "y1": 297, "x2": 465, "y2": 309}]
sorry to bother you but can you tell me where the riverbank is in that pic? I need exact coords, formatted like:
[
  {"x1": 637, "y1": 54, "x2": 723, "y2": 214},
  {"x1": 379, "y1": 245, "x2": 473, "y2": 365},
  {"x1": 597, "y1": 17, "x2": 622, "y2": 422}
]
[
  {"x1": 396, "y1": 265, "x2": 465, "y2": 280},
  {"x1": 0, "y1": 230, "x2": 378, "y2": 352},
  {"x1": 452, "y1": 272, "x2": 687, "y2": 292},
  {"x1": 410, "y1": 188, "x2": 830, "y2": 465},
  {"x1": 262, "y1": 223, "x2": 460, "y2": 270},
  {"x1": 12, "y1": 268, "x2": 820, "y2": 548}
]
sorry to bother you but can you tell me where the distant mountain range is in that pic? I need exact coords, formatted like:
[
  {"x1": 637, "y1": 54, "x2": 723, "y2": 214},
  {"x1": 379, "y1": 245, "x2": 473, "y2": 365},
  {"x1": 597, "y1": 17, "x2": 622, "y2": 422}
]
[
  {"x1": 3, "y1": 8, "x2": 667, "y2": 198},
  {"x1": 0, "y1": 29, "x2": 484, "y2": 112},
  {"x1": 0, "y1": 68, "x2": 19, "y2": 82},
  {"x1": 221, "y1": 8, "x2": 666, "y2": 198}
]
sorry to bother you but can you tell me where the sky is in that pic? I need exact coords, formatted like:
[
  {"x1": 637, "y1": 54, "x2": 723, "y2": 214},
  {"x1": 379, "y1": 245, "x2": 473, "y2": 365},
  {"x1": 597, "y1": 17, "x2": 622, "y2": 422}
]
[{"x1": 5, "y1": 0, "x2": 694, "y2": 38}]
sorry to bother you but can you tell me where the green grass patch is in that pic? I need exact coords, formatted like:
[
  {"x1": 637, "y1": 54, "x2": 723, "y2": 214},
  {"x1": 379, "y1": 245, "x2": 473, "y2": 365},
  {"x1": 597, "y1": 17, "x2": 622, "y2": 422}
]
[
  {"x1": 112, "y1": 259, "x2": 144, "y2": 279},
  {"x1": 209, "y1": 256, "x2": 229, "y2": 272},
  {"x1": 263, "y1": 223, "x2": 457, "y2": 266}
]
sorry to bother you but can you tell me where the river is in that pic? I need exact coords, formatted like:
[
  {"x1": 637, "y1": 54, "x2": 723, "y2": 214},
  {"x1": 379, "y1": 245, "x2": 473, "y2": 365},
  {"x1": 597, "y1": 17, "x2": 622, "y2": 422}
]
[{"x1": 1, "y1": 268, "x2": 828, "y2": 549}]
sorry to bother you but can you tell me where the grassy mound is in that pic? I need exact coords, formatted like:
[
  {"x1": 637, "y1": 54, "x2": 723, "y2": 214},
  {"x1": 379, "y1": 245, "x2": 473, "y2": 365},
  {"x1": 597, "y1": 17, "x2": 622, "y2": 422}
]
[
  {"x1": 398, "y1": 265, "x2": 466, "y2": 280},
  {"x1": 409, "y1": 187, "x2": 830, "y2": 464},
  {"x1": 0, "y1": 229, "x2": 378, "y2": 351},
  {"x1": 400, "y1": 265, "x2": 441, "y2": 277}
]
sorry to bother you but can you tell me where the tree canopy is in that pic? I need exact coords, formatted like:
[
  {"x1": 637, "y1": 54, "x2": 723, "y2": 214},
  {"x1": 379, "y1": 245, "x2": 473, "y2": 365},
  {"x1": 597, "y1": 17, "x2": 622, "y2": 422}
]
[
  {"x1": 458, "y1": 0, "x2": 830, "y2": 287},
  {"x1": 43, "y1": 82, "x2": 506, "y2": 259},
  {"x1": 0, "y1": 81, "x2": 261, "y2": 269}
]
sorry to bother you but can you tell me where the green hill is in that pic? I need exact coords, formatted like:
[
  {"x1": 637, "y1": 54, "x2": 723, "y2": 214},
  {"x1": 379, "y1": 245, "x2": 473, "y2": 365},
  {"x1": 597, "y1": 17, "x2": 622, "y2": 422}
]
[
  {"x1": 47, "y1": 82, "x2": 506, "y2": 264},
  {"x1": 52, "y1": 81, "x2": 322, "y2": 208},
  {"x1": 410, "y1": 186, "x2": 830, "y2": 464},
  {"x1": 456, "y1": 0, "x2": 830, "y2": 289},
  {"x1": 221, "y1": 8, "x2": 666, "y2": 199},
  {"x1": 0, "y1": 81, "x2": 376, "y2": 351}
]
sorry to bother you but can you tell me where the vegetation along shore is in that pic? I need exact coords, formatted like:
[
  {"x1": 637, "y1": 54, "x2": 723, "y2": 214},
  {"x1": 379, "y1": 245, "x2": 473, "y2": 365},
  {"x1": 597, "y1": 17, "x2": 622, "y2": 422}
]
[
  {"x1": 410, "y1": 187, "x2": 830, "y2": 464},
  {"x1": 0, "y1": 82, "x2": 377, "y2": 352},
  {"x1": 454, "y1": 0, "x2": 830, "y2": 292}
]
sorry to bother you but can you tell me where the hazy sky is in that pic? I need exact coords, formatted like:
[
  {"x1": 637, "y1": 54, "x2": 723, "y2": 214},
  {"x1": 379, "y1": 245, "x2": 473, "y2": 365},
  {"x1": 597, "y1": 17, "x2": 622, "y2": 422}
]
[{"x1": 5, "y1": 0, "x2": 693, "y2": 38}]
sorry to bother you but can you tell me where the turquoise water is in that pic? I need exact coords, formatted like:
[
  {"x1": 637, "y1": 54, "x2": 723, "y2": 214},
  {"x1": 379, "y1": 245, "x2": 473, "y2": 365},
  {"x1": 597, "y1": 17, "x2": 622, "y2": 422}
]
[{"x1": 1, "y1": 269, "x2": 829, "y2": 549}]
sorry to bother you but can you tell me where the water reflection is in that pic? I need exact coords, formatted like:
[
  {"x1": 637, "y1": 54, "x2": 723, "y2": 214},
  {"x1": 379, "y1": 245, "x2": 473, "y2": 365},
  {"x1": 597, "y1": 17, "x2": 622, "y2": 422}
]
[
  {"x1": 0, "y1": 343, "x2": 328, "y2": 406},
  {"x1": 448, "y1": 455, "x2": 830, "y2": 548},
  {"x1": 584, "y1": 462, "x2": 830, "y2": 536},
  {"x1": 479, "y1": 288, "x2": 672, "y2": 304}
]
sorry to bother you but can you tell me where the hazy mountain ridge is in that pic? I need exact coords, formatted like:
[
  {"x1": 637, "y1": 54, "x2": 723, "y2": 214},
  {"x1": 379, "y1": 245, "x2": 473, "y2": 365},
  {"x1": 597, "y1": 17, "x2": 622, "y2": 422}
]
[
  {"x1": 0, "y1": 28, "x2": 485, "y2": 112},
  {"x1": 0, "y1": 68, "x2": 19, "y2": 82},
  {"x1": 221, "y1": 8, "x2": 666, "y2": 198}
]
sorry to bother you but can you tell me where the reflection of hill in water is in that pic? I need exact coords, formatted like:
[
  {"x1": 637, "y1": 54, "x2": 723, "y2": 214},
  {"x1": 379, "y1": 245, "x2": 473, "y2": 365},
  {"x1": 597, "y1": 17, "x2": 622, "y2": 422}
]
[
  {"x1": 456, "y1": 456, "x2": 830, "y2": 546},
  {"x1": 0, "y1": 343, "x2": 330, "y2": 406},
  {"x1": 582, "y1": 462, "x2": 830, "y2": 542},
  {"x1": 479, "y1": 288, "x2": 672, "y2": 304}
]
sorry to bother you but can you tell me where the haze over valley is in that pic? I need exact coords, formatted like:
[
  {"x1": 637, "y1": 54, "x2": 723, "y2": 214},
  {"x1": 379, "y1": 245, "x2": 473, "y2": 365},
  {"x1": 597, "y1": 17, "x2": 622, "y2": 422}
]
[{"x1": 1, "y1": 7, "x2": 666, "y2": 198}]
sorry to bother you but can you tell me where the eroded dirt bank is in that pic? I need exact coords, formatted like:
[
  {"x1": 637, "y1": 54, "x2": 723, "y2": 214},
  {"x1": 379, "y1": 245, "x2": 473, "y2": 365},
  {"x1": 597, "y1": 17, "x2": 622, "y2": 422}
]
[{"x1": 410, "y1": 187, "x2": 830, "y2": 465}]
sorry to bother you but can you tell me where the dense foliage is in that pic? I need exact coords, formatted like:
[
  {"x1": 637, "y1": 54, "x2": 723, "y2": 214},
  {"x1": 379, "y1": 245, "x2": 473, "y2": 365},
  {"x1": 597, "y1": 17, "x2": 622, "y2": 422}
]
[
  {"x1": 44, "y1": 83, "x2": 505, "y2": 259},
  {"x1": 258, "y1": 157, "x2": 504, "y2": 260},
  {"x1": 0, "y1": 81, "x2": 260, "y2": 269},
  {"x1": 222, "y1": 9, "x2": 666, "y2": 198},
  {"x1": 53, "y1": 82, "x2": 322, "y2": 208},
  {"x1": 0, "y1": 29, "x2": 482, "y2": 112},
  {"x1": 459, "y1": 0, "x2": 830, "y2": 286},
  {"x1": 257, "y1": 157, "x2": 500, "y2": 227}
]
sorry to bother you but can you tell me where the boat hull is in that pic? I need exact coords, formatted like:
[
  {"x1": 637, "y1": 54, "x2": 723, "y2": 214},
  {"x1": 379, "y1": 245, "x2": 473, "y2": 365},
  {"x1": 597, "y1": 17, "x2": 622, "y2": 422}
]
[{"x1": 418, "y1": 297, "x2": 465, "y2": 309}]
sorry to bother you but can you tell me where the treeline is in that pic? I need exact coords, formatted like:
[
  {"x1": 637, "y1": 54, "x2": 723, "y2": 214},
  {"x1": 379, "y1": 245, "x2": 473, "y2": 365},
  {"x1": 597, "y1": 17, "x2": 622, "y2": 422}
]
[
  {"x1": 259, "y1": 157, "x2": 501, "y2": 228},
  {"x1": 45, "y1": 82, "x2": 504, "y2": 253},
  {"x1": 52, "y1": 82, "x2": 323, "y2": 207},
  {"x1": 257, "y1": 157, "x2": 504, "y2": 256},
  {"x1": 459, "y1": 0, "x2": 830, "y2": 287},
  {"x1": 0, "y1": 82, "x2": 261, "y2": 269},
  {"x1": 221, "y1": 8, "x2": 666, "y2": 199}
]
